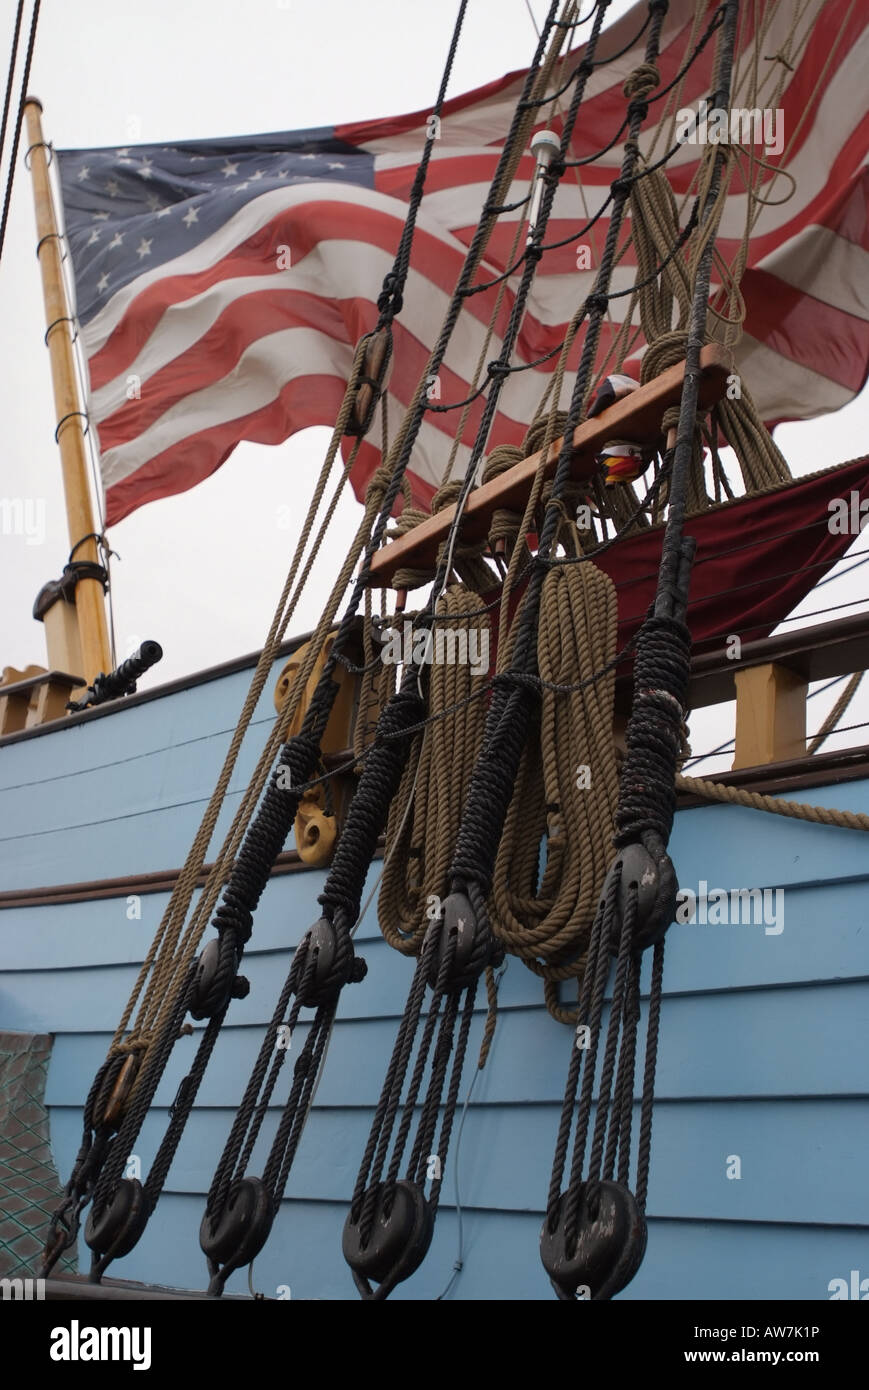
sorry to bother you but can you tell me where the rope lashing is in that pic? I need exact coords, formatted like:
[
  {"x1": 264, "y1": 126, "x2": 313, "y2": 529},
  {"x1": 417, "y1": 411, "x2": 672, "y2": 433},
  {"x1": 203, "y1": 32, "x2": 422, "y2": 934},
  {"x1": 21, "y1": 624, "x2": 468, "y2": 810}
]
[
  {"x1": 431, "y1": 479, "x2": 493, "y2": 593},
  {"x1": 482, "y1": 443, "x2": 525, "y2": 558},
  {"x1": 541, "y1": 0, "x2": 741, "y2": 1301}
]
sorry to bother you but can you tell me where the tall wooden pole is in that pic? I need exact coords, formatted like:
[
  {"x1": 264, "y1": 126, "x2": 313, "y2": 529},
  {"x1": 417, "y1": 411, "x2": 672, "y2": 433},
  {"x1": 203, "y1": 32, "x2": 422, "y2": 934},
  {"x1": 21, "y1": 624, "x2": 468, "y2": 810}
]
[{"x1": 24, "y1": 97, "x2": 111, "y2": 686}]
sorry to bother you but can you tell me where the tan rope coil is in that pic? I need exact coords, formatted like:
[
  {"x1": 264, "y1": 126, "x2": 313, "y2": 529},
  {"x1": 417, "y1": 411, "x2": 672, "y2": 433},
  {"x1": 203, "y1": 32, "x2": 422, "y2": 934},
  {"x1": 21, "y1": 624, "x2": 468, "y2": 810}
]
[
  {"x1": 489, "y1": 560, "x2": 620, "y2": 1024},
  {"x1": 377, "y1": 584, "x2": 492, "y2": 955}
]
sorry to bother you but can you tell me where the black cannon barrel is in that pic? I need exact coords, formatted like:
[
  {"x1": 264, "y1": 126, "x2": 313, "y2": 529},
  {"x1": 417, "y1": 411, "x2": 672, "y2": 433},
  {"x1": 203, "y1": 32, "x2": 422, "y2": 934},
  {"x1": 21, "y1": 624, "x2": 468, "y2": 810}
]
[{"x1": 68, "y1": 641, "x2": 163, "y2": 711}]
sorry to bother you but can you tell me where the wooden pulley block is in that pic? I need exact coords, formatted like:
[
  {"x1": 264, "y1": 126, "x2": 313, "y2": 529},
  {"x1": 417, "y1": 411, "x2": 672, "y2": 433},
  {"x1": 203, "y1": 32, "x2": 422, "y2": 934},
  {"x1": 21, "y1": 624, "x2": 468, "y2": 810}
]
[
  {"x1": 273, "y1": 631, "x2": 357, "y2": 756},
  {"x1": 347, "y1": 328, "x2": 393, "y2": 437},
  {"x1": 101, "y1": 1053, "x2": 139, "y2": 1130},
  {"x1": 294, "y1": 785, "x2": 338, "y2": 867}
]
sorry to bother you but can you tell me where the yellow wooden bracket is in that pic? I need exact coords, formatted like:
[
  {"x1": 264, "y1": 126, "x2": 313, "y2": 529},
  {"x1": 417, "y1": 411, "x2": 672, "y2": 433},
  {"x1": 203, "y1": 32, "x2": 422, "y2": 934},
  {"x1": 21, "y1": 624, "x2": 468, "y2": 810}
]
[{"x1": 732, "y1": 662, "x2": 807, "y2": 769}]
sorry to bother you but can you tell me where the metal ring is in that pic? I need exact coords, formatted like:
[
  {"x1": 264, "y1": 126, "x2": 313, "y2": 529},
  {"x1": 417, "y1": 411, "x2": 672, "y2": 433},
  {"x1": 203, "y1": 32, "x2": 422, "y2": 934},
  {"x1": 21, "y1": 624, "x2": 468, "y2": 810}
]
[
  {"x1": 24, "y1": 139, "x2": 53, "y2": 171},
  {"x1": 54, "y1": 410, "x2": 89, "y2": 443},
  {"x1": 36, "y1": 231, "x2": 68, "y2": 262},
  {"x1": 44, "y1": 315, "x2": 77, "y2": 346}
]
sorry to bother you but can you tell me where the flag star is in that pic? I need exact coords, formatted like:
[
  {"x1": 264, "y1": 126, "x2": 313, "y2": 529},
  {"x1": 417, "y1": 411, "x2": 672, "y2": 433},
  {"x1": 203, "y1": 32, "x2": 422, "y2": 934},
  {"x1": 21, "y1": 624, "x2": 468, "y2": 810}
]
[
  {"x1": 221, "y1": 159, "x2": 239, "y2": 178},
  {"x1": 155, "y1": 205, "x2": 173, "y2": 217},
  {"x1": 136, "y1": 236, "x2": 153, "y2": 258},
  {"x1": 105, "y1": 178, "x2": 120, "y2": 197},
  {"x1": 327, "y1": 162, "x2": 345, "y2": 169},
  {"x1": 235, "y1": 181, "x2": 249, "y2": 191},
  {"x1": 138, "y1": 156, "x2": 154, "y2": 179},
  {"x1": 275, "y1": 169, "x2": 288, "y2": 179},
  {"x1": 300, "y1": 153, "x2": 317, "y2": 160},
  {"x1": 92, "y1": 211, "x2": 110, "y2": 220},
  {"x1": 146, "y1": 192, "x2": 162, "y2": 211},
  {"x1": 250, "y1": 170, "x2": 265, "y2": 181},
  {"x1": 116, "y1": 147, "x2": 130, "y2": 157},
  {"x1": 188, "y1": 154, "x2": 206, "y2": 163},
  {"x1": 96, "y1": 272, "x2": 110, "y2": 292},
  {"x1": 86, "y1": 229, "x2": 100, "y2": 245},
  {"x1": 108, "y1": 232, "x2": 124, "y2": 249},
  {"x1": 182, "y1": 206, "x2": 199, "y2": 227},
  {"x1": 76, "y1": 165, "x2": 90, "y2": 182}
]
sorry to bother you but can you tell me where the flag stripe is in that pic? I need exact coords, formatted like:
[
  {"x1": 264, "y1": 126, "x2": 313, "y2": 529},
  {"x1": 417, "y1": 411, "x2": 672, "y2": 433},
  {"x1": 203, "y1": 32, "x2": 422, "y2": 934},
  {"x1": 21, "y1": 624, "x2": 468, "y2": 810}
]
[{"x1": 54, "y1": 0, "x2": 869, "y2": 526}]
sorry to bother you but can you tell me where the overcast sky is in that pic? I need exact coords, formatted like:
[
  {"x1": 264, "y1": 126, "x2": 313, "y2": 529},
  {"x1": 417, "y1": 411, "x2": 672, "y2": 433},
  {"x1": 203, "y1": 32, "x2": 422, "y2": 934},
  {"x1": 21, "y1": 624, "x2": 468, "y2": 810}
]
[{"x1": 0, "y1": 0, "x2": 866, "y2": 769}]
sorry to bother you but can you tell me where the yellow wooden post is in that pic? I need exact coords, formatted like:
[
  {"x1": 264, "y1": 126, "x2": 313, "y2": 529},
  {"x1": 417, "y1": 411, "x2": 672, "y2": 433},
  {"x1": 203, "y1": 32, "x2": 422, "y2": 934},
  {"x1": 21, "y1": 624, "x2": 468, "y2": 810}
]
[
  {"x1": 732, "y1": 663, "x2": 807, "y2": 769},
  {"x1": 23, "y1": 97, "x2": 111, "y2": 686}
]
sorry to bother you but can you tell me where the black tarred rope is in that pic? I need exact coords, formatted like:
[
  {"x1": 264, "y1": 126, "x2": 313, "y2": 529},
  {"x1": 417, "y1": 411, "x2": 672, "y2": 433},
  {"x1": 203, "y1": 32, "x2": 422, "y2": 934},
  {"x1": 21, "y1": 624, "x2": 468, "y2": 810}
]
[
  {"x1": 541, "y1": 0, "x2": 741, "y2": 1302},
  {"x1": 375, "y1": 0, "x2": 468, "y2": 328},
  {"x1": 0, "y1": 0, "x2": 40, "y2": 265},
  {"x1": 147, "y1": 0, "x2": 570, "y2": 1291}
]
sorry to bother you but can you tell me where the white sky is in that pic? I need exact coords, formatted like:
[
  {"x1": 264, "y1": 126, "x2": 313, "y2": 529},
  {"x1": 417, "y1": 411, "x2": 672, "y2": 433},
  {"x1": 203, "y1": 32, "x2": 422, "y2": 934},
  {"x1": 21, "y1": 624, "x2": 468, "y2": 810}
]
[{"x1": 0, "y1": 0, "x2": 866, "y2": 770}]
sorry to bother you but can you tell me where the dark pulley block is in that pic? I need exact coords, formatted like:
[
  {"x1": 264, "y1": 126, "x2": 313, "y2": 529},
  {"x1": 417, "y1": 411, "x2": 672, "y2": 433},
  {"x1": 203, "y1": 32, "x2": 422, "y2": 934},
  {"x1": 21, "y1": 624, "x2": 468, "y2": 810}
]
[
  {"x1": 540, "y1": 1181, "x2": 647, "y2": 1301},
  {"x1": 295, "y1": 915, "x2": 353, "y2": 1007},
  {"x1": 425, "y1": 891, "x2": 486, "y2": 991},
  {"x1": 189, "y1": 937, "x2": 248, "y2": 1019},
  {"x1": 84, "y1": 1178, "x2": 148, "y2": 1259},
  {"x1": 600, "y1": 841, "x2": 676, "y2": 953},
  {"x1": 342, "y1": 1180, "x2": 433, "y2": 1292},
  {"x1": 199, "y1": 1176, "x2": 273, "y2": 1269}
]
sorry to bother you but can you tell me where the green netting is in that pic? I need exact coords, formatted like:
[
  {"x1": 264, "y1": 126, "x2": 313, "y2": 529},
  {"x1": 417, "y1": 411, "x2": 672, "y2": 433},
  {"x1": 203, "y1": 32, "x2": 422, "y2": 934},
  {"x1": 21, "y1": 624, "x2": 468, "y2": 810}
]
[{"x1": 0, "y1": 1031, "x2": 76, "y2": 1276}]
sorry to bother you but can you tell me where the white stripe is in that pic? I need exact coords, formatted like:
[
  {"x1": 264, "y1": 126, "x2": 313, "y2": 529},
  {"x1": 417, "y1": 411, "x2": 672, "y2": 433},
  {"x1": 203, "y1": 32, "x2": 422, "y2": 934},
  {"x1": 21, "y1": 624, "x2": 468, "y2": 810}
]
[
  {"x1": 356, "y1": 0, "x2": 706, "y2": 155},
  {"x1": 758, "y1": 223, "x2": 869, "y2": 322},
  {"x1": 85, "y1": 180, "x2": 477, "y2": 355},
  {"x1": 734, "y1": 333, "x2": 853, "y2": 422}
]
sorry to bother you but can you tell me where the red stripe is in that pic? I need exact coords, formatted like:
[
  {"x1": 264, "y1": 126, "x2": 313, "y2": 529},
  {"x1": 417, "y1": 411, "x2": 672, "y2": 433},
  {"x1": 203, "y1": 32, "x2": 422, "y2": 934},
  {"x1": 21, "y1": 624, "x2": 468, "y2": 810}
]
[
  {"x1": 739, "y1": 265, "x2": 869, "y2": 394},
  {"x1": 105, "y1": 373, "x2": 352, "y2": 523}
]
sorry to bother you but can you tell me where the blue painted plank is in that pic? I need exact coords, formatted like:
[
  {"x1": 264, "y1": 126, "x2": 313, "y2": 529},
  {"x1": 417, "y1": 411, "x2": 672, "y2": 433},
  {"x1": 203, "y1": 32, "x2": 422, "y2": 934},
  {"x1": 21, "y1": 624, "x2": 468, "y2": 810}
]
[
  {"x1": 40, "y1": 976, "x2": 869, "y2": 1111},
  {"x1": 3, "y1": 874, "x2": 868, "y2": 997},
  {"x1": 46, "y1": 1097, "x2": 869, "y2": 1228},
  {"x1": 69, "y1": 1191, "x2": 869, "y2": 1302}
]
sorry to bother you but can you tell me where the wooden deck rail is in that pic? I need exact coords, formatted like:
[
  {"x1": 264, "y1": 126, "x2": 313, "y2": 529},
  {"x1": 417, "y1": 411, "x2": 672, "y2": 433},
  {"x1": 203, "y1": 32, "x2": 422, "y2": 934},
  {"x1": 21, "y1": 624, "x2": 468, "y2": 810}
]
[{"x1": 369, "y1": 345, "x2": 731, "y2": 587}]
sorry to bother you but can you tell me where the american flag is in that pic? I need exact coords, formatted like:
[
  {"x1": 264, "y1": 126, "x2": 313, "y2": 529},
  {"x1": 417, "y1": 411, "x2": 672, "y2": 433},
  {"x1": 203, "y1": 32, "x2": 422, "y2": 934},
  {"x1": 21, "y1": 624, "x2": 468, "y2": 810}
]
[{"x1": 56, "y1": 0, "x2": 869, "y2": 527}]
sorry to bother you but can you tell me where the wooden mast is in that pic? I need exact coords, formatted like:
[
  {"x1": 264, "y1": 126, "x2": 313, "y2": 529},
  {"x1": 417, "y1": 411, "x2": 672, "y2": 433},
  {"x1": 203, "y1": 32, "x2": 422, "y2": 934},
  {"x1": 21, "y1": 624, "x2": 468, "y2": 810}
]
[{"x1": 23, "y1": 97, "x2": 111, "y2": 687}]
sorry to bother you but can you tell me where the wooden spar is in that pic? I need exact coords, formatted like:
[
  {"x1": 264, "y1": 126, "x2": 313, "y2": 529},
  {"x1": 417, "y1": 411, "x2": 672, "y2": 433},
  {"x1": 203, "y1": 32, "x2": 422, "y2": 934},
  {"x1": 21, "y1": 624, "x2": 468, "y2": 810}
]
[
  {"x1": 368, "y1": 344, "x2": 731, "y2": 587},
  {"x1": 23, "y1": 97, "x2": 111, "y2": 686}
]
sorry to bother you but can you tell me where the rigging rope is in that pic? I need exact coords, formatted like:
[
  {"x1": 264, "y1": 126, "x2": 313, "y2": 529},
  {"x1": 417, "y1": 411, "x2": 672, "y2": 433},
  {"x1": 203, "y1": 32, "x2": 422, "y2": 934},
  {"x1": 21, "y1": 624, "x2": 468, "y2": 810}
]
[
  {"x1": 541, "y1": 0, "x2": 740, "y2": 1301},
  {"x1": 337, "y1": 0, "x2": 682, "y2": 1301},
  {"x1": 67, "y1": 0, "x2": 582, "y2": 1290},
  {"x1": 42, "y1": 2, "x2": 481, "y2": 1276},
  {"x1": 0, "y1": 0, "x2": 39, "y2": 265}
]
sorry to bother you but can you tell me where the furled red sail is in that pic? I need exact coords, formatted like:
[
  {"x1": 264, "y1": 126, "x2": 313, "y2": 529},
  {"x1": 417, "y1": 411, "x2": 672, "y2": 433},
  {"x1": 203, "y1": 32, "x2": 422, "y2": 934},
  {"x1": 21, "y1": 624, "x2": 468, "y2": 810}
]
[{"x1": 55, "y1": 0, "x2": 869, "y2": 525}]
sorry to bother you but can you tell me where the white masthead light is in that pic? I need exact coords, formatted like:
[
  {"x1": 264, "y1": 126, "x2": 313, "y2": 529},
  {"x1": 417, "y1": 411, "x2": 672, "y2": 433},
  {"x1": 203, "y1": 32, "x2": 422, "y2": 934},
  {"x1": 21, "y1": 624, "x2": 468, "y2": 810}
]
[{"x1": 527, "y1": 129, "x2": 561, "y2": 243}]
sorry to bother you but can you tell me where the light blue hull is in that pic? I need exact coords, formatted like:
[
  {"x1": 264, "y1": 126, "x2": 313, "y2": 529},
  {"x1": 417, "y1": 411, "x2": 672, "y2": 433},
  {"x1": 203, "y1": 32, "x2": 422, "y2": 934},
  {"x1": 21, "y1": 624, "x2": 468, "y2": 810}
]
[{"x1": 1, "y1": 648, "x2": 867, "y2": 1299}]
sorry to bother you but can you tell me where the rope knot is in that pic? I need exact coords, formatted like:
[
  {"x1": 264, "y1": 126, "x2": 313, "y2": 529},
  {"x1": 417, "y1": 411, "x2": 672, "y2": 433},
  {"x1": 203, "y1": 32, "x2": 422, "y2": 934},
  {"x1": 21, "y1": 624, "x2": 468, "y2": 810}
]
[
  {"x1": 431, "y1": 479, "x2": 463, "y2": 513},
  {"x1": 486, "y1": 359, "x2": 510, "y2": 381},
  {"x1": 623, "y1": 62, "x2": 660, "y2": 101},
  {"x1": 585, "y1": 291, "x2": 609, "y2": 316}
]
